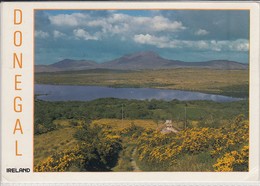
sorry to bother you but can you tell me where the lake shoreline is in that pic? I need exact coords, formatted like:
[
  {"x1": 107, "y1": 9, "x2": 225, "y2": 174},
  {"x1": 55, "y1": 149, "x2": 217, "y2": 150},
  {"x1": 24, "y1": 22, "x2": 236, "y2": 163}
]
[
  {"x1": 34, "y1": 82, "x2": 247, "y2": 98},
  {"x1": 35, "y1": 84, "x2": 243, "y2": 102},
  {"x1": 35, "y1": 68, "x2": 248, "y2": 98}
]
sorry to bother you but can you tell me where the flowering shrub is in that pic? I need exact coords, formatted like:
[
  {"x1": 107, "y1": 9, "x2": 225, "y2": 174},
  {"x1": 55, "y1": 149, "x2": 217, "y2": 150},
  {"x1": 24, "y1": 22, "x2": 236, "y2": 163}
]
[
  {"x1": 34, "y1": 146, "x2": 84, "y2": 172},
  {"x1": 135, "y1": 115, "x2": 249, "y2": 171},
  {"x1": 35, "y1": 124, "x2": 122, "y2": 172},
  {"x1": 35, "y1": 115, "x2": 248, "y2": 172},
  {"x1": 213, "y1": 146, "x2": 249, "y2": 171}
]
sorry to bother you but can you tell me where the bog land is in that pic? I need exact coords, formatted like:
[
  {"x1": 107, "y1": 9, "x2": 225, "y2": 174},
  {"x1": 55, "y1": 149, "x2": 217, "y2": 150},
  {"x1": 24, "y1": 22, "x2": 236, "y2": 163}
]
[{"x1": 35, "y1": 68, "x2": 249, "y2": 98}]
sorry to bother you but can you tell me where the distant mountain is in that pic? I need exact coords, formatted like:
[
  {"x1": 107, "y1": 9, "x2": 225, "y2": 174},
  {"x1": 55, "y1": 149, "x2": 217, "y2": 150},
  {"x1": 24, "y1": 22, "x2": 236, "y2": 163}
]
[
  {"x1": 101, "y1": 51, "x2": 173, "y2": 69},
  {"x1": 36, "y1": 59, "x2": 98, "y2": 72},
  {"x1": 103, "y1": 51, "x2": 248, "y2": 70},
  {"x1": 50, "y1": 59, "x2": 97, "y2": 70},
  {"x1": 35, "y1": 51, "x2": 248, "y2": 72}
]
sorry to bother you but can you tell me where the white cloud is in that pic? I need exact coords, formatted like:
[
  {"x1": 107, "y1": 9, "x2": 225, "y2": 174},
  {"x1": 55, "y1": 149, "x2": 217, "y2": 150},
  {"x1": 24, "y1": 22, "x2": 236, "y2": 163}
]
[
  {"x1": 53, "y1": 30, "x2": 66, "y2": 38},
  {"x1": 116, "y1": 15, "x2": 186, "y2": 33},
  {"x1": 133, "y1": 34, "x2": 248, "y2": 52},
  {"x1": 35, "y1": 30, "x2": 49, "y2": 39},
  {"x1": 196, "y1": 41, "x2": 209, "y2": 49},
  {"x1": 151, "y1": 16, "x2": 186, "y2": 32},
  {"x1": 49, "y1": 13, "x2": 88, "y2": 27},
  {"x1": 228, "y1": 39, "x2": 249, "y2": 52},
  {"x1": 209, "y1": 40, "x2": 248, "y2": 52},
  {"x1": 195, "y1": 29, "x2": 209, "y2": 36},
  {"x1": 48, "y1": 13, "x2": 186, "y2": 38},
  {"x1": 47, "y1": 12, "x2": 248, "y2": 53},
  {"x1": 73, "y1": 28, "x2": 99, "y2": 40},
  {"x1": 134, "y1": 34, "x2": 171, "y2": 48}
]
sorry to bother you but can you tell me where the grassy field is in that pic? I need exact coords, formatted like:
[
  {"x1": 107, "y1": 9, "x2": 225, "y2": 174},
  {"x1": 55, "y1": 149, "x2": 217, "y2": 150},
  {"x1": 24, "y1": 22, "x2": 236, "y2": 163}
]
[
  {"x1": 35, "y1": 68, "x2": 249, "y2": 97},
  {"x1": 92, "y1": 119, "x2": 159, "y2": 129},
  {"x1": 91, "y1": 118, "x2": 188, "y2": 132},
  {"x1": 34, "y1": 120, "x2": 78, "y2": 165}
]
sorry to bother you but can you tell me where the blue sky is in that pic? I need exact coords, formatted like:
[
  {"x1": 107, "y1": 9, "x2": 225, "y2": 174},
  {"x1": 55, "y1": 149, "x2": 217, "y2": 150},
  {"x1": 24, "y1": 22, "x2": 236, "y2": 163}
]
[{"x1": 35, "y1": 10, "x2": 249, "y2": 65}]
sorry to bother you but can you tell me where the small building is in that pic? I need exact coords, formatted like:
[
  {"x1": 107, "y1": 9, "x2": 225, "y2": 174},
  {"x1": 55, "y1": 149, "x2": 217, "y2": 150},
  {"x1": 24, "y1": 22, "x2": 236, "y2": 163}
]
[
  {"x1": 165, "y1": 120, "x2": 173, "y2": 128},
  {"x1": 161, "y1": 120, "x2": 178, "y2": 133}
]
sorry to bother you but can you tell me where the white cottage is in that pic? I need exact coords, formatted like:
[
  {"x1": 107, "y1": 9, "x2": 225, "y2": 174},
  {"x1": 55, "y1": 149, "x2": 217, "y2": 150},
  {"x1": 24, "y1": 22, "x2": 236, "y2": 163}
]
[{"x1": 161, "y1": 120, "x2": 178, "y2": 133}]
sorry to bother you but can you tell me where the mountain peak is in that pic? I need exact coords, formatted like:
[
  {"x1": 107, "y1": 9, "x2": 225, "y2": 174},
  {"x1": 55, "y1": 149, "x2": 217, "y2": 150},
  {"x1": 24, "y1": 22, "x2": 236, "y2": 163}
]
[
  {"x1": 122, "y1": 51, "x2": 160, "y2": 60},
  {"x1": 102, "y1": 51, "x2": 170, "y2": 69}
]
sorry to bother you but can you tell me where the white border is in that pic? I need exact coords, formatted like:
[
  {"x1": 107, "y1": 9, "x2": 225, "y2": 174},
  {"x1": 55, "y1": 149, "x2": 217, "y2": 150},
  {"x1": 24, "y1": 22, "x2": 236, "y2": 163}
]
[{"x1": 1, "y1": 1, "x2": 259, "y2": 183}]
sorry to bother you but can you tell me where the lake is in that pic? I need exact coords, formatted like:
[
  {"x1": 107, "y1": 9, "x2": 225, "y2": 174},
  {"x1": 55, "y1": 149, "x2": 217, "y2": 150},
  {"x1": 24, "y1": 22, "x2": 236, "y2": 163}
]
[{"x1": 35, "y1": 84, "x2": 241, "y2": 102}]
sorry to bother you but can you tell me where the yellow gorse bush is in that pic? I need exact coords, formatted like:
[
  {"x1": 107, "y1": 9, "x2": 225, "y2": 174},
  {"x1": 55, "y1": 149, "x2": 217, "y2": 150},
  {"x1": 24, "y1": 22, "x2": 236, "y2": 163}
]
[
  {"x1": 135, "y1": 115, "x2": 249, "y2": 171},
  {"x1": 34, "y1": 145, "x2": 84, "y2": 172},
  {"x1": 213, "y1": 146, "x2": 249, "y2": 171},
  {"x1": 35, "y1": 124, "x2": 123, "y2": 172},
  {"x1": 35, "y1": 115, "x2": 248, "y2": 172}
]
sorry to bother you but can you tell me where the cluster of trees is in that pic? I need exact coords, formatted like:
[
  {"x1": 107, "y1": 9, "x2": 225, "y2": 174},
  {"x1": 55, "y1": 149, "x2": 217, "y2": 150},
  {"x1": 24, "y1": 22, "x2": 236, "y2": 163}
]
[{"x1": 34, "y1": 98, "x2": 248, "y2": 134}]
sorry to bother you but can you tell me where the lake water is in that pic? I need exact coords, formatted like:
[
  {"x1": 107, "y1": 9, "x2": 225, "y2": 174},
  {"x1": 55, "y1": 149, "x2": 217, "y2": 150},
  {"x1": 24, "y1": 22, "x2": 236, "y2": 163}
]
[{"x1": 35, "y1": 84, "x2": 241, "y2": 102}]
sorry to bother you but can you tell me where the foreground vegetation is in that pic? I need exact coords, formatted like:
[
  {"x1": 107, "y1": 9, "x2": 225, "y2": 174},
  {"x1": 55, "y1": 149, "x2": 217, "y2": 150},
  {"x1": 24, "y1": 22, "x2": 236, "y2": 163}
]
[
  {"x1": 34, "y1": 98, "x2": 249, "y2": 172},
  {"x1": 35, "y1": 115, "x2": 248, "y2": 172},
  {"x1": 34, "y1": 126, "x2": 78, "y2": 165},
  {"x1": 34, "y1": 98, "x2": 248, "y2": 134},
  {"x1": 135, "y1": 115, "x2": 248, "y2": 171},
  {"x1": 35, "y1": 68, "x2": 249, "y2": 98}
]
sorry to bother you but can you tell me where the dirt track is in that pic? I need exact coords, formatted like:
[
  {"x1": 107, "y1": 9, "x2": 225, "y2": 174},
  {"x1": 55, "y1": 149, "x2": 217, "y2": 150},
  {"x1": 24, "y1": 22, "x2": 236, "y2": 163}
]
[{"x1": 131, "y1": 148, "x2": 141, "y2": 172}]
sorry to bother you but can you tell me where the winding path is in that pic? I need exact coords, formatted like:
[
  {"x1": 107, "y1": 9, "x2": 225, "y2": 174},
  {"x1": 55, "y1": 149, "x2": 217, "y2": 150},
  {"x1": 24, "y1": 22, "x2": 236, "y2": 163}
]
[{"x1": 131, "y1": 148, "x2": 141, "y2": 172}]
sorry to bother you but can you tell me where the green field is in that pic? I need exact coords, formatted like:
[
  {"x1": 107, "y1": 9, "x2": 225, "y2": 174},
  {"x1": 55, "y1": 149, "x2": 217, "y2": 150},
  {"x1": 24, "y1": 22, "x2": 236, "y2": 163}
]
[
  {"x1": 34, "y1": 98, "x2": 249, "y2": 172},
  {"x1": 35, "y1": 68, "x2": 249, "y2": 98}
]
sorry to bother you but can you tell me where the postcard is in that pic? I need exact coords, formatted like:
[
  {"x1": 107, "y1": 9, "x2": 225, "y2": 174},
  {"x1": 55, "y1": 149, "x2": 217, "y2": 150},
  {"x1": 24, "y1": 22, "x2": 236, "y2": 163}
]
[{"x1": 0, "y1": 1, "x2": 259, "y2": 183}]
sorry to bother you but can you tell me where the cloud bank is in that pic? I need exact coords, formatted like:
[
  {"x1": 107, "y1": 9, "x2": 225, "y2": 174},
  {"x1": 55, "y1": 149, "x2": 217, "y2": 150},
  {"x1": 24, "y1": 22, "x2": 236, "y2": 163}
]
[{"x1": 35, "y1": 10, "x2": 249, "y2": 65}]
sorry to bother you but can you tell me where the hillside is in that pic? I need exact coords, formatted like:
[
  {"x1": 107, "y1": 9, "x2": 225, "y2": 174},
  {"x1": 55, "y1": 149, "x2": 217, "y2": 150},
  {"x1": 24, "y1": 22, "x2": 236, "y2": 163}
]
[{"x1": 34, "y1": 99, "x2": 249, "y2": 172}]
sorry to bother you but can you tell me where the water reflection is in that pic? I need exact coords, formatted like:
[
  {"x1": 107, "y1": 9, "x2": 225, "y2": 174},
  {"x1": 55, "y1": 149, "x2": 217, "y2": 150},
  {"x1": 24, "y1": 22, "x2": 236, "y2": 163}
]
[{"x1": 35, "y1": 84, "x2": 241, "y2": 102}]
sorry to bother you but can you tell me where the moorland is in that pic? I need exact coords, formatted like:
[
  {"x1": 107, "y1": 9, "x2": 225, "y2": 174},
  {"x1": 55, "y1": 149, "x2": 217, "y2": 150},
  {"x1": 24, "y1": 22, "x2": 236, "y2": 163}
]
[{"x1": 34, "y1": 52, "x2": 249, "y2": 172}]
